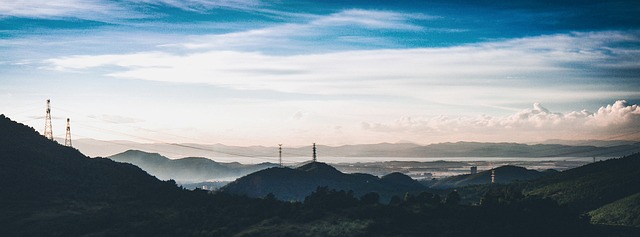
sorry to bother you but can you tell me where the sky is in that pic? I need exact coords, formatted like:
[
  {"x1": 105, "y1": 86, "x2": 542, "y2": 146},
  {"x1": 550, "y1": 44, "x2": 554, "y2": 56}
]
[{"x1": 1, "y1": 0, "x2": 640, "y2": 147}]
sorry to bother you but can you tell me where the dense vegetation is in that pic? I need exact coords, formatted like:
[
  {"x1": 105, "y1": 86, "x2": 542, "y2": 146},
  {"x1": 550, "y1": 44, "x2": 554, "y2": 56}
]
[
  {"x1": 430, "y1": 165, "x2": 555, "y2": 189},
  {"x1": 222, "y1": 162, "x2": 425, "y2": 202},
  {"x1": 589, "y1": 193, "x2": 640, "y2": 227},
  {"x1": 526, "y1": 153, "x2": 640, "y2": 212},
  {"x1": 1, "y1": 115, "x2": 639, "y2": 236}
]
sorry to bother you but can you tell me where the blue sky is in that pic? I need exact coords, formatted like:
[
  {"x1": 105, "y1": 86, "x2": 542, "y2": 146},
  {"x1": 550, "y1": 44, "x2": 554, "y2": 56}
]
[{"x1": 1, "y1": 0, "x2": 639, "y2": 146}]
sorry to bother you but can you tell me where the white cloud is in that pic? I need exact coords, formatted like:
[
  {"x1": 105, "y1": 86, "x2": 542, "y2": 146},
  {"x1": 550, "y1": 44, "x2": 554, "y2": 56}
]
[
  {"x1": 44, "y1": 31, "x2": 640, "y2": 107},
  {"x1": 0, "y1": 0, "x2": 262, "y2": 20},
  {"x1": 310, "y1": 9, "x2": 435, "y2": 30},
  {"x1": 176, "y1": 9, "x2": 433, "y2": 51},
  {"x1": 128, "y1": 0, "x2": 263, "y2": 12},
  {"x1": 0, "y1": 0, "x2": 131, "y2": 20},
  {"x1": 362, "y1": 100, "x2": 640, "y2": 142}
]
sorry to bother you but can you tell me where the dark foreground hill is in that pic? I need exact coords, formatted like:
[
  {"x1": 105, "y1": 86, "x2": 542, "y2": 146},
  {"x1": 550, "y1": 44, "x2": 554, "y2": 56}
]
[
  {"x1": 109, "y1": 150, "x2": 275, "y2": 183},
  {"x1": 1, "y1": 114, "x2": 638, "y2": 237},
  {"x1": 0, "y1": 115, "x2": 188, "y2": 235},
  {"x1": 222, "y1": 162, "x2": 425, "y2": 202},
  {"x1": 525, "y1": 153, "x2": 640, "y2": 227},
  {"x1": 430, "y1": 165, "x2": 556, "y2": 189}
]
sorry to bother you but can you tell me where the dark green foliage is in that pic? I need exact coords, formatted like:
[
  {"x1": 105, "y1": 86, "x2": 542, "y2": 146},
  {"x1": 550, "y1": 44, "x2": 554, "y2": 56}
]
[
  {"x1": 431, "y1": 165, "x2": 553, "y2": 189},
  {"x1": 527, "y1": 153, "x2": 640, "y2": 211},
  {"x1": 222, "y1": 161, "x2": 426, "y2": 202},
  {"x1": 445, "y1": 190, "x2": 461, "y2": 205},
  {"x1": 415, "y1": 191, "x2": 441, "y2": 206},
  {"x1": 480, "y1": 185, "x2": 526, "y2": 206},
  {"x1": 589, "y1": 192, "x2": 640, "y2": 227},
  {"x1": 304, "y1": 186, "x2": 359, "y2": 210},
  {"x1": 388, "y1": 195, "x2": 402, "y2": 206},
  {"x1": 359, "y1": 192, "x2": 380, "y2": 205}
]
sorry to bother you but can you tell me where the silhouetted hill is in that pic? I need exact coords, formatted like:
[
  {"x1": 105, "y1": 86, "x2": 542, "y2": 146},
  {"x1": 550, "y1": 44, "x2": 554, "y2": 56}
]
[
  {"x1": 109, "y1": 150, "x2": 276, "y2": 183},
  {"x1": 526, "y1": 153, "x2": 640, "y2": 227},
  {"x1": 430, "y1": 165, "x2": 554, "y2": 189},
  {"x1": 0, "y1": 115, "x2": 181, "y2": 203},
  {"x1": 0, "y1": 114, "x2": 195, "y2": 235},
  {"x1": 222, "y1": 162, "x2": 425, "y2": 202},
  {"x1": 296, "y1": 161, "x2": 343, "y2": 176},
  {"x1": 527, "y1": 153, "x2": 640, "y2": 212},
  {"x1": 589, "y1": 192, "x2": 640, "y2": 228}
]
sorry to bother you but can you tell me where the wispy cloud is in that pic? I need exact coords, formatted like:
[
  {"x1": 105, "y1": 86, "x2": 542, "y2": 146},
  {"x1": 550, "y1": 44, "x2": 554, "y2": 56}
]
[
  {"x1": 310, "y1": 9, "x2": 436, "y2": 30},
  {"x1": 89, "y1": 114, "x2": 145, "y2": 124},
  {"x1": 174, "y1": 9, "x2": 436, "y2": 52},
  {"x1": 0, "y1": 0, "x2": 264, "y2": 21},
  {"x1": 362, "y1": 100, "x2": 640, "y2": 142},
  {"x1": 129, "y1": 0, "x2": 263, "y2": 12},
  {"x1": 44, "y1": 31, "x2": 640, "y2": 106},
  {"x1": 0, "y1": 0, "x2": 124, "y2": 19}
]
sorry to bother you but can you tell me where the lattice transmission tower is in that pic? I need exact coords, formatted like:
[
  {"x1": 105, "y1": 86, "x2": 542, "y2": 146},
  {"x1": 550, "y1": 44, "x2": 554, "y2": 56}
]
[
  {"x1": 278, "y1": 144, "x2": 283, "y2": 167},
  {"x1": 312, "y1": 143, "x2": 317, "y2": 162},
  {"x1": 65, "y1": 118, "x2": 72, "y2": 147},
  {"x1": 44, "y1": 99, "x2": 53, "y2": 140}
]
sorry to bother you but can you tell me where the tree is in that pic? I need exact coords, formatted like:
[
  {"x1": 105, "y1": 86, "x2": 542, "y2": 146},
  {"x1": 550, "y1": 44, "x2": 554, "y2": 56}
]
[
  {"x1": 445, "y1": 190, "x2": 460, "y2": 205},
  {"x1": 415, "y1": 191, "x2": 441, "y2": 206},
  {"x1": 360, "y1": 192, "x2": 380, "y2": 205},
  {"x1": 389, "y1": 195, "x2": 402, "y2": 206}
]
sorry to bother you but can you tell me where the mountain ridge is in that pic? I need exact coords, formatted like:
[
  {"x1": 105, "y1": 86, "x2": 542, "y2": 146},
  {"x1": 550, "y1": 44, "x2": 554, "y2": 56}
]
[
  {"x1": 222, "y1": 161, "x2": 426, "y2": 202},
  {"x1": 109, "y1": 150, "x2": 276, "y2": 183},
  {"x1": 76, "y1": 138, "x2": 640, "y2": 159}
]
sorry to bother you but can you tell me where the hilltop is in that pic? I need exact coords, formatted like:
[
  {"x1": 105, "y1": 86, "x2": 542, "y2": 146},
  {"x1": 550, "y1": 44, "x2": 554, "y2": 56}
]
[
  {"x1": 430, "y1": 165, "x2": 556, "y2": 189},
  {"x1": 0, "y1": 115, "x2": 191, "y2": 235},
  {"x1": 222, "y1": 161, "x2": 425, "y2": 202}
]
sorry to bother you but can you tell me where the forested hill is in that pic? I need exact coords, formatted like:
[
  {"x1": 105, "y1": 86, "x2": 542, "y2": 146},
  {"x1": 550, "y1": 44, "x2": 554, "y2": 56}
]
[
  {"x1": 0, "y1": 114, "x2": 310, "y2": 236},
  {"x1": 526, "y1": 153, "x2": 640, "y2": 227},
  {"x1": 430, "y1": 165, "x2": 555, "y2": 189},
  {"x1": 0, "y1": 115, "x2": 181, "y2": 203},
  {"x1": 0, "y1": 114, "x2": 205, "y2": 235},
  {"x1": 222, "y1": 161, "x2": 426, "y2": 202}
]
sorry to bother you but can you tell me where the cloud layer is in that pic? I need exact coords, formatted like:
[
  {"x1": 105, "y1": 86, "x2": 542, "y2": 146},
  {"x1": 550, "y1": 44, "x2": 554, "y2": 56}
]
[
  {"x1": 362, "y1": 100, "x2": 640, "y2": 142},
  {"x1": 45, "y1": 31, "x2": 640, "y2": 105}
]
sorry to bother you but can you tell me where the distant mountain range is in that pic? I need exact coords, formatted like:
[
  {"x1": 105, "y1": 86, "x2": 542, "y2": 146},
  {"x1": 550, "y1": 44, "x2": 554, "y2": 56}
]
[
  {"x1": 108, "y1": 150, "x2": 276, "y2": 183},
  {"x1": 73, "y1": 138, "x2": 640, "y2": 159},
  {"x1": 537, "y1": 139, "x2": 640, "y2": 147},
  {"x1": 222, "y1": 162, "x2": 426, "y2": 202}
]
